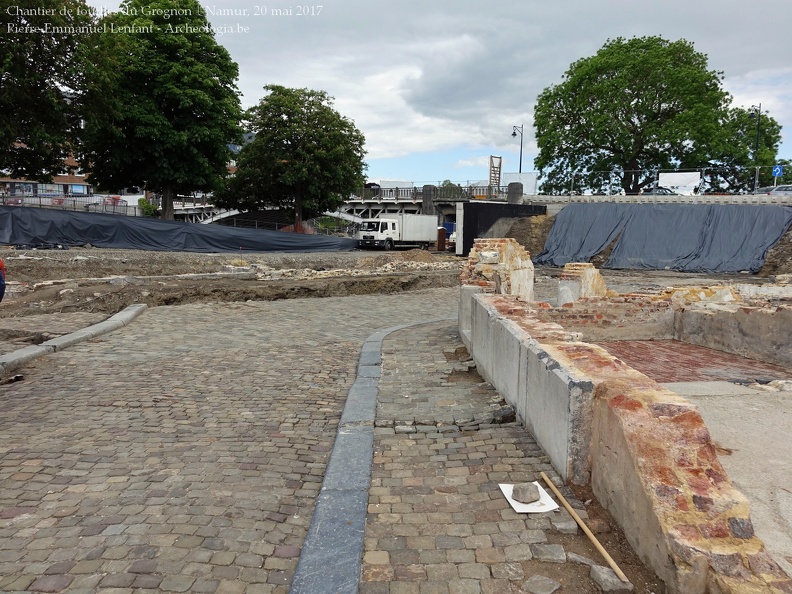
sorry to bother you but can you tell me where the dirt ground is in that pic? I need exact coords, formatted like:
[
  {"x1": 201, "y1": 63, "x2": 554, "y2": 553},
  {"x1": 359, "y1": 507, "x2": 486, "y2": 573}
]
[
  {"x1": 0, "y1": 247, "x2": 464, "y2": 317},
  {"x1": 2, "y1": 228, "x2": 786, "y2": 319}
]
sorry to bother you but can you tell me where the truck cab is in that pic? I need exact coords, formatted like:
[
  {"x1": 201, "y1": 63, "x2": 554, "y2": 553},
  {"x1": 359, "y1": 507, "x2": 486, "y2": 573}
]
[{"x1": 357, "y1": 218, "x2": 399, "y2": 249}]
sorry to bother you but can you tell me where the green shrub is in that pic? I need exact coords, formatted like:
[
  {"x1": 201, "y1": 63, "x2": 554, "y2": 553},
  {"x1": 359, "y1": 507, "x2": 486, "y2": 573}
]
[{"x1": 138, "y1": 198, "x2": 160, "y2": 217}]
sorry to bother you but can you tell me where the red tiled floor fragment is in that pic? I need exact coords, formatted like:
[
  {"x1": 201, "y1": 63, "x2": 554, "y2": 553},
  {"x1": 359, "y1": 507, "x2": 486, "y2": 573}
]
[{"x1": 595, "y1": 339, "x2": 791, "y2": 384}]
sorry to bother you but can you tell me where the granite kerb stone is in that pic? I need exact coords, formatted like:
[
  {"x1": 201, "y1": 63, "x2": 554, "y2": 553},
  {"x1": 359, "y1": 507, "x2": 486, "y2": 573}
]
[
  {"x1": 0, "y1": 344, "x2": 54, "y2": 376},
  {"x1": 292, "y1": 317, "x2": 453, "y2": 594},
  {"x1": 41, "y1": 320, "x2": 124, "y2": 351},
  {"x1": 321, "y1": 427, "x2": 375, "y2": 492},
  {"x1": 290, "y1": 490, "x2": 369, "y2": 594}
]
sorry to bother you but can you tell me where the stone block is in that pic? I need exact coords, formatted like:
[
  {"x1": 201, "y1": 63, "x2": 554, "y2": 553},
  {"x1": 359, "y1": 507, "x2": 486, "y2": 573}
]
[
  {"x1": 521, "y1": 575, "x2": 561, "y2": 594},
  {"x1": 529, "y1": 543, "x2": 566, "y2": 563},
  {"x1": 511, "y1": 483, "x2": 540, "y2": 504},
  {"x1": 479, "y1": 251, "x2": 500, "y2": 264},
  {"x1": 558, "y1": 263, "x2": 607, "y2": 304},
  {"x1": 590, "y1": 565, "x2": 634, "y2": 592}
]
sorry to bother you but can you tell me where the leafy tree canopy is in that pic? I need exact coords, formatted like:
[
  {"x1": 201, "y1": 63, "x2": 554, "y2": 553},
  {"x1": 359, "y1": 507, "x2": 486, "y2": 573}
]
[
  {"x1": 704, "y1": 106, "x2": 782, "y2": 192},
  {"x1": 79, "y1": 0, "x2": 242, "y2": 218},
  {"x1": 0, "y1": 0, "x2": 93, "y2": 180},
  {"x1": 214, "y1": 85, "x2": 367, "y2": 230},
  {"x1": 533, "y1": 36, "x2": 781, "y2": 195}
]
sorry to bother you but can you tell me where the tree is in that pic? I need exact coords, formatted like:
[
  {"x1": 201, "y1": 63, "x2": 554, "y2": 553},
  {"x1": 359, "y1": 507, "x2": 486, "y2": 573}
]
[
  {"x1": 533, "y1": 36, "x2": 735, "y2": 195},
  {"x1": 703, "y1": 106, "x2": 782, "y2": 192},
  {"x1": 0, "y1": 0, "x2": 93, "y2": 180},
  {"x1": 79, "y1": 0, "x2": 242, "y2": 219},
  {"x1": 214, "y1": 86, "x2": 367, "y2": 231}
]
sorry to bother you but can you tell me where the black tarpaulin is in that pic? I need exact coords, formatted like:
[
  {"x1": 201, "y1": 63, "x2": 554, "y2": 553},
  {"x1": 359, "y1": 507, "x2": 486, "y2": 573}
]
[
  {"x1": 0, "y1": 207, "x2": 358, "y2": 253},
  {"x1": 534, "y1": 203, "x2": 792, "y2": 273}
]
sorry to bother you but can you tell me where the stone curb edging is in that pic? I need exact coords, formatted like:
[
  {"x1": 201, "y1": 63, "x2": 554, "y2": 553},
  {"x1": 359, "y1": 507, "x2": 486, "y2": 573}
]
[
  {"x1": 0, "y1": 304, "x2": 148, "y2": 377},
  {"x1": 290, "y1": 318, "x2": 453, "y2": 594}
]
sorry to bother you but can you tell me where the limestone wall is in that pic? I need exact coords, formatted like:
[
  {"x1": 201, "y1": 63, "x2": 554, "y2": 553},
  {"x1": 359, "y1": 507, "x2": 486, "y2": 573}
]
[{"x1": 676, "y1": 303, "x2": 792, "y2": 369}]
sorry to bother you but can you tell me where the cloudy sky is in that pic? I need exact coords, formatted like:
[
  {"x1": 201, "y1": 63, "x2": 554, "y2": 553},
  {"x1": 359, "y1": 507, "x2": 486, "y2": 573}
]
[{"x1": 85, "y1": 0, "x2": 792, "y2": 185}]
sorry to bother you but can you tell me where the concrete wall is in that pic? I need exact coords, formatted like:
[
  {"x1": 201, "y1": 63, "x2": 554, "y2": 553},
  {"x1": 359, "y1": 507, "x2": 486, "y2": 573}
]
[
  {"x1": 676, "y1": 303, "x2": 792, "y2": 369},
  {"x1": 463, "y1": 293, "x2": 595, "y2": 485}
]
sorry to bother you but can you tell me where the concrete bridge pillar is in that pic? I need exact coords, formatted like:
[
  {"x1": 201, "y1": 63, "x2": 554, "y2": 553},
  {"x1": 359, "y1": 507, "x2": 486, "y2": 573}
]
[
  {"x1": 507, "y1": 182, "x2": 524, "y2": 204},
  {"x1": 422, "y1": 185, "x2": 437, "y2": 215}
]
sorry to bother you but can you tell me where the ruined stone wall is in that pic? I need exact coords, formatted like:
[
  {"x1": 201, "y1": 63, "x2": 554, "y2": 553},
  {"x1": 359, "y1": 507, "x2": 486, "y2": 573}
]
[
  {"x1": 458, "y1": 245, "x2": 792, "y2": 593},
  {"x1": 589, "y1": 376, "x2": 789, "y2": 594},
  {"x1": 458, "y1": 289, "x2": 792, "y2": 593},
  {"x1": 676, "y1": 302, "x2": 792, "y2": 369},
  {"x1": 535, "y1": 295, "x2": 675, "y2": 341},
  {"x1": 459, "y1": 238, "x2": 534, "y2": 300}
]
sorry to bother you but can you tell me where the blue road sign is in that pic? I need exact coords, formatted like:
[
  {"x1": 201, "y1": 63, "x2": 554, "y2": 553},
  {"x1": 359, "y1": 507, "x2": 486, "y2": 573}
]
[{"x1": 772, "y1": 165, "x2": 783, "y2": 177}]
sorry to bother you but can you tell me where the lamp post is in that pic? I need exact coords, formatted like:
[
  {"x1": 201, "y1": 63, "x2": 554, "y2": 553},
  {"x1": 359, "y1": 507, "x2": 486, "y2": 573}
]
[
  {"x1": 511, "y1": 125, "x2": 523, "y2": 174},
  {"x1": 750, "y1": 104, "x2": 761, "y2": 193}
]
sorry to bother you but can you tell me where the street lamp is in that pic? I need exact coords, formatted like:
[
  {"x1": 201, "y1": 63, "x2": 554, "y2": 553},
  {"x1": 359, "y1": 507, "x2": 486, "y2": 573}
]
[
  {"x1": 511, "y1": 125, "x2": 523, "y2": 174},
  {"x1": 749, "y1": 104, "x2": 761, "y2": 193}
]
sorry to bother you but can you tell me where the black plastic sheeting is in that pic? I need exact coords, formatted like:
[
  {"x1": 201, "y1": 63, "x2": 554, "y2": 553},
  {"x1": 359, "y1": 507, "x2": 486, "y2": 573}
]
[
  {"x1": 534, "y1": 203, "x2": 792, "y2": 273},
  {"x1": 0, "y1": 207, "x2": 357, "y2": 253}
]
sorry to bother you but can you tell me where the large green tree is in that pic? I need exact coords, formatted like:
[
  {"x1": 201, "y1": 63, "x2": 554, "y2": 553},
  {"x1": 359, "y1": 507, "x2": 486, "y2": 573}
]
[
  {"x1": 214, "y1": 85, "x2": 367, "y2": 231},
  {"x1": 0, "y1": 0, "x2": 93, "y2": 180},
  {"x1": 533, "y1": 36, "x2": 738, "y2": 195},
  {"x1": 79, "y1": 0, "x2": 241, "y2": 219}
]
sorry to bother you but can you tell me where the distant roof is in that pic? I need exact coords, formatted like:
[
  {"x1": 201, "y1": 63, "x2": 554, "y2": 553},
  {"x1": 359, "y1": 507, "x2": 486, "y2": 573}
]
[
  {"x1": 228, "y1": 132, "x2": 256, "y2": 154},
  {"x1": 372, "y1": 180, "x2": 414, "y2": 188}
]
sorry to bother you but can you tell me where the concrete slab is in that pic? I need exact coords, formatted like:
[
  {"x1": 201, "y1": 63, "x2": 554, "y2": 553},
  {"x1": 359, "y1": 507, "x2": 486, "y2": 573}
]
[{"x1": 665, "y1": 381, "x2": 792, "y2": 577}]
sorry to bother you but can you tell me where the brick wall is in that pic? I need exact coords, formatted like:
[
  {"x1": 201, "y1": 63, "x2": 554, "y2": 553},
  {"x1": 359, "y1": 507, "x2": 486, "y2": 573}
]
[{"x1": 534, "y1": 295, "x2": 675, "y2": 341}]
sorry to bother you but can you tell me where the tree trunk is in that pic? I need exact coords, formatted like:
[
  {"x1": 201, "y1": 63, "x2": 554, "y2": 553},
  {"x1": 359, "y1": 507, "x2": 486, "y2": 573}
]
[
  {"x1": 161, "y1": 186, "x2": 175, "y2": 220},
  {"x1": 293, "y1": 193, "x2": 304, "y2": 233}
]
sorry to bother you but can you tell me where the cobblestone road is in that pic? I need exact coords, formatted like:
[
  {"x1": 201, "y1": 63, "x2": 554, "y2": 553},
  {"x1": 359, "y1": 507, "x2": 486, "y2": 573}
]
[
  {"x1": 0, "y1": 290, "x2": 655, "y2": 593},
  {"x1": 0, "y1": 290, "x2": 456, "y2": 593}
]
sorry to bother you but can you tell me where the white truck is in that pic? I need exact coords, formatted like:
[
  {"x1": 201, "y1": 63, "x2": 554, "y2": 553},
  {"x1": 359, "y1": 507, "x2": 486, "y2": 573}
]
[{"x1": 355, "y1": 214, "x2": 438, "y2": 250}]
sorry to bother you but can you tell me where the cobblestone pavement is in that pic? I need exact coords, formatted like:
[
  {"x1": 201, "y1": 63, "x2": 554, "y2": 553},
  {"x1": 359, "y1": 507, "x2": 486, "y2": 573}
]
[
  {"x1": 362, "y1": 322, "x2": 647, "y2": 594},
  {"x1": 0, "y1": 290, "x2": 657, "y2": 594},
  {"x1": 0, "y1": 290, "x2": 458, "y2": 594}
]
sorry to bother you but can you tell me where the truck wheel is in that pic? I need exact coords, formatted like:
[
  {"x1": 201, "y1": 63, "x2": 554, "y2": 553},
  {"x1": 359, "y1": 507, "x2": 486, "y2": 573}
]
[{"x1": 384, "y1": 239, "x2": 394, "y2": 251}]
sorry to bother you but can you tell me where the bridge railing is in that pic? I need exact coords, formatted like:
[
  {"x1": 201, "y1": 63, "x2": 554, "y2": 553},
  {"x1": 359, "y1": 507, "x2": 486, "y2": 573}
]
[
  {"x1": 525, "y1": 193, "x2": 792, "y2": 206},
  {"x1": 1, "y1": 194, "x2": 143, "y2": 216},
  {"x1": 351, "y1": 184, "x2": 511, "y2": 202}
]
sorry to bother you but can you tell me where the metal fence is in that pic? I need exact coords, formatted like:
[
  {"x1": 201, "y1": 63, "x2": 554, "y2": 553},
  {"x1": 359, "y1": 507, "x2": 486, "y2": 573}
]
[
  {"x1": 1, "y1": 194, "x2": 143, "y2": 216},
  {"x1": 525, "y1": 165, "x2": 790, "y2": 196},
  {"x1": 353, "y1": 184, "x2": 512, "y2": 202},
  {"x1": 360, "y1": 166, "x2": 791, "y2": 197}
]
